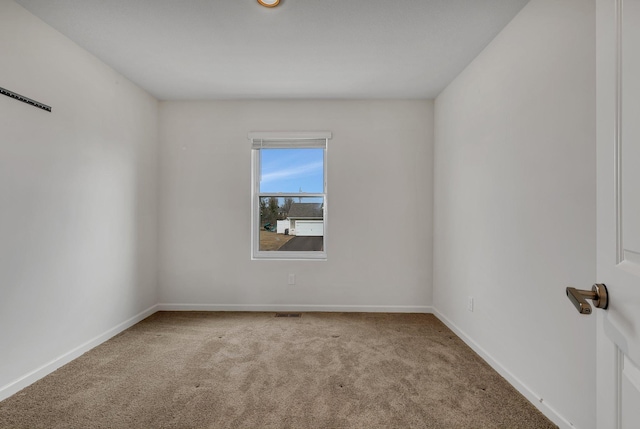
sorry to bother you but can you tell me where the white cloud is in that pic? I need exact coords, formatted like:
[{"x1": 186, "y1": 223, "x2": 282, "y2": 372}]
[{"x1": 261, "y1": 161, "x2": 323, "y2": 183}]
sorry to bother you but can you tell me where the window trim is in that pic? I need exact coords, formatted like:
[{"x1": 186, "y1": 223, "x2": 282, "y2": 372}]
[{"x1": 250, "y1": 131, "x2": 331, "y2": 260}]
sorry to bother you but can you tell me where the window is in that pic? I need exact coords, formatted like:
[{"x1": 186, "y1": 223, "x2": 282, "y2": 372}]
[{"x1": 250, "y1": 131, "x2": 331, "y2": 260}]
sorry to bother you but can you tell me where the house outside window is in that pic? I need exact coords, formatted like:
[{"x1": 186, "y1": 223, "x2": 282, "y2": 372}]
[{"x1": 249, "y1": 131, "x2": 331, "y2": 260}]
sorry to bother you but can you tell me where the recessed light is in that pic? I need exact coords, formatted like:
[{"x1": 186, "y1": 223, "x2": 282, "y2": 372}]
[{"x1": 258, "y1": 0, "x2": 280, "y2": 7}]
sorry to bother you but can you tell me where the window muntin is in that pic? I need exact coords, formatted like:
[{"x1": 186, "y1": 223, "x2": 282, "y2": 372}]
[{"x1": 250, "y1": 132, "x2": 330, "y2": 260}]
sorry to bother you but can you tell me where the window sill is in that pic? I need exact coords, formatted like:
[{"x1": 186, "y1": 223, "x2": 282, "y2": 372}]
[{"x1": 252, "y1": 251, "x2": 327, "y2": 261}]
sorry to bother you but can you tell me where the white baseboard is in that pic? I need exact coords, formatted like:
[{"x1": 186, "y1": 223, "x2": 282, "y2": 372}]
[
  {"x1": 0, "y1": 304, "x2": 159, "y2": 402},
  {"x1": 0, "y1": 304, "x2": 573, "y2": 428},
  {"x1": 432, "y1": 308, "x2": 575, "y2": 429},
  {"x1": 158, "y1": 303, "x2": 433, "y2": 314}
]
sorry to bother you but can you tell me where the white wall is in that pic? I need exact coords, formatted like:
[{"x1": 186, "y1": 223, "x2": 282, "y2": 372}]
[
  {"x1": 433, "y1": 0, "x2": 595, "y2": 428},
  {"x1": 159, "y1": 100, "x2": 433, "y2": 311},
  {"x1": 0, "y1": 0, "x2": 159, "y2": 398}
]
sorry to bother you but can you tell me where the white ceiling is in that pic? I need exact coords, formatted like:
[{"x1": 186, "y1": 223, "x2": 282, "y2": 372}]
[{"x1": 15, "y1": 0, "x2": 530, "y2": 100}]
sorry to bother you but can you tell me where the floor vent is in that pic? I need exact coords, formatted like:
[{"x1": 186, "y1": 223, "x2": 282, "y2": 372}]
[{"x1": 275, "y1": 313, "x2": 301, "y2": 318}]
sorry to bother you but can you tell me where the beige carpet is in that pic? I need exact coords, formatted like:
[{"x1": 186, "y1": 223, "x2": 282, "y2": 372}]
[{"x1": 0, "y1": 312, "x2": 556, "y2": 428}]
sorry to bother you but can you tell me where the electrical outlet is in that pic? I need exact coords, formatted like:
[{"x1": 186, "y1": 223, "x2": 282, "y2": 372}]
[
  {"x1": 467, "y1": 296, "x2": 474, "y2": 312},
  {"x1": 288, "y1": 273, "x2": 296, "y2": 285}
]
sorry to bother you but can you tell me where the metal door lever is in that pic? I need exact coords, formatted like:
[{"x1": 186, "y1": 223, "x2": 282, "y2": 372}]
[{"x1": 566, "y1": 284, "x2": 608, "y2": 314}]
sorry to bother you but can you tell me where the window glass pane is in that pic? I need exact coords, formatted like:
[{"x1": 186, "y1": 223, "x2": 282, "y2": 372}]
[
  {"x1": 260, "y1": 148, "x2": 324, "y2": 193},
  {"x1": 258, "y1": 196, "x2": 324, "y2": 252}
]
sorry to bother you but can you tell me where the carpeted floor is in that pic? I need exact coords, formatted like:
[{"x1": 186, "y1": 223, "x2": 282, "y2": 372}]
[{"x1": 0, "y1": 312, "x2": 557, "y2": 428}]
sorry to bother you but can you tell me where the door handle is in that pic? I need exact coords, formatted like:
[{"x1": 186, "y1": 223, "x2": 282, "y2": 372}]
[{"x1": 566, "y1": 284, "x2": 608, "y2": 314}]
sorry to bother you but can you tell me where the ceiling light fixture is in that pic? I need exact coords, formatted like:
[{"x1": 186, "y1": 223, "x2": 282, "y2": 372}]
[{"x1": 257, "y1": 0, "x2": 280, "y2": 7}]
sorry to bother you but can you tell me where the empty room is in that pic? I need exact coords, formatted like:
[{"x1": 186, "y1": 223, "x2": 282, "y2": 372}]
[{"x1": 1, "y1": 0, "x2": 639, "y2": 428}]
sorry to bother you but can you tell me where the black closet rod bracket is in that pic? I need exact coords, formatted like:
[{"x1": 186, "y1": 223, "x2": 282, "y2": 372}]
[{"x1": 1, "y1": 86, "x2": 52, "y2": 112}]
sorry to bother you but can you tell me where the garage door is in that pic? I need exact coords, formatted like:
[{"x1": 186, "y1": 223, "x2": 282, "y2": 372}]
[{"x1": 295, "y1": 221, "x2": 323, "y2": 236}]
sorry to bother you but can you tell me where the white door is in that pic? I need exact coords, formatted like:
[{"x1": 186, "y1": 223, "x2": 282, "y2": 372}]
[
  {"x1": 596, "y1": 0, "x2": 640, "y2": 428},
  {"x1": 295, "y1": 221, "x2": 324, "y2": 237}
]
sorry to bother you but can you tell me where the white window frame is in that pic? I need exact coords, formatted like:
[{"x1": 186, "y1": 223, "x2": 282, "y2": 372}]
[{"x1": 249, "y1": 131, "x2": 331, "y2": 260}]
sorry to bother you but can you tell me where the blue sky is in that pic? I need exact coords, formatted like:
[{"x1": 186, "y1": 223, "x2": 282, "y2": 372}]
[{"x1": 260, "y1": 148, "x2": 324, "y2": 193}]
